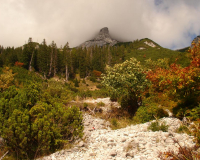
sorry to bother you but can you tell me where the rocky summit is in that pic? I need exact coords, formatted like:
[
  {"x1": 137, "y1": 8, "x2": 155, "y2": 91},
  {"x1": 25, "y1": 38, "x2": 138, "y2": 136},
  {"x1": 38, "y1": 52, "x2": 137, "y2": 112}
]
[{"x1": 79, "y1": 27, "x2": 118, "y2": 48}]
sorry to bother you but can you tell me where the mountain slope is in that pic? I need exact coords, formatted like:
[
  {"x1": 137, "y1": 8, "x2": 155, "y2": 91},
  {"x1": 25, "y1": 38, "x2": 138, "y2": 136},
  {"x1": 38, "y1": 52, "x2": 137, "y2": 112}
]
[{"x1": 119, "y1": 38, "x2": 190, "y2": 67}]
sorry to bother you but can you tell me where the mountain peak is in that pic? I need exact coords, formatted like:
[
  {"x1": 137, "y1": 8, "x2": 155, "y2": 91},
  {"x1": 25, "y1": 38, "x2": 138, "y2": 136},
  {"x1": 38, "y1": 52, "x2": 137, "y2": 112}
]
[
  {"x1": 94, "y1": 27, "x2": 112, "y2": 41},
  {"x1": 78, "y1": 27, "x2": 118, "y2": 48},
  {"x1": 99, "y1": 27, "x2": 109, "y2": 34}
]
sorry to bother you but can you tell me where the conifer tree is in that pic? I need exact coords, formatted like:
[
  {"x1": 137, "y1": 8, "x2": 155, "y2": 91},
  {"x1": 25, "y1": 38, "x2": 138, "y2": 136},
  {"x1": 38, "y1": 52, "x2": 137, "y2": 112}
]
[
  {"x1": 63, "y1": 42, "x2": 70, "y2": 81},
  {"x1": 78, "y1": 48, "x2": 86, "y2": 78},
  {"x1": 22, "y1": 38, "x2": 38, "y2": 71},
  {"x1": 48, "y1": 41, "x2": 58, "y2": 77},
  {"x1": 70, "y1": 48, "x2": 78, "y2": 78},
  {"x1": 37, "y1": 39, "x2": 49, "y2": 78}
]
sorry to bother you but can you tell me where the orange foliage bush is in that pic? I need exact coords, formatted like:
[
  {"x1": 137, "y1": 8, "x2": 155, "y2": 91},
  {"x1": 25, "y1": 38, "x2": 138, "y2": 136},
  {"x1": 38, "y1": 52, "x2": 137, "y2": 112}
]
[
  {"x1": 93, "y1": 70, "x2": 102, "y2": 77},
  {"x1": 146, "y1": 42, "x2": 200, "y2": 100},
  {"x1": 15, "y1": 61, "x2": 24, "y2": 67}
]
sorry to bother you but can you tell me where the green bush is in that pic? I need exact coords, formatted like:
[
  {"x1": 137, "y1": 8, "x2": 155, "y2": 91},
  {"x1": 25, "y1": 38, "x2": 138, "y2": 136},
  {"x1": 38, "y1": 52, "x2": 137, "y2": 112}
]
[
  {"x1": 96, "y1": 84, "x2": 103, "y2": 89},
  {"x1": 82, "y1": 79, "x2": 86, "y2": 84},
  {"x1": 90, "y1": 89, "x2": 109, "y2": 98},
  {"x1": 133, "y1": 103, "x2": 168, "y2": 123},
  {"x1": 74, "y1": 78, "x2": 79, "y2": 87},
  {"x1": 187, "y1": 104, "x2": 200, "y2": 121},
  {"x1": 173, "y1": 102, "x2": 200, "y2": 120},
  {"x1": 97, "y1": 101, "x2": 105, "y2": 106},
  {"x1": 69, "y1": 86, "x2": 79, "y2": 93},
  {"x1": 78, "y1": 90, "x2": 92, "y2": 99},
  {"x1": 83, "y1": 102, "x2": 88, "y2": 108},
  {"x1": 176, "y1": 125, "x2": 190, "y2": 134},
  {"x1": 44, "y1": 80, "x2": 73, "y2": 104},
  {"x1": 111, "y1": 118, "x2": 118, "y2": 128},
  {"x1": 89, "y1": 76, "x2": 96, "y2": 82},
  {"x1": 148, "y1": 121, "x2": 169, "y2": 132},
  {"x1": 0, "y1": 84, "x2": 83, "y2": 159},
  {"x1": 101, "y1": 58, "x2": 150, "y2": 114},
  {"x1": 12, "y1": 66, "x2": 43, "y2": 84}
]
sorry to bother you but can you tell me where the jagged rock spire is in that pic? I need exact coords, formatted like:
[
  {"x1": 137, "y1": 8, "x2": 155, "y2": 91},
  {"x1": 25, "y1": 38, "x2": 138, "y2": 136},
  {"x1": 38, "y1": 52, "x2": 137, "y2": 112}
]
[{"x1": 79, "y1": 27, "x2": 118, "y2": 48}]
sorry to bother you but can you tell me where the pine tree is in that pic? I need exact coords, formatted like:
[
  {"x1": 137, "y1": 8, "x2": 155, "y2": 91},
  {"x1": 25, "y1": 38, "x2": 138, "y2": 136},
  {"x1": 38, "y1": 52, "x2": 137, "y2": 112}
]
[
  {"x1": 78, "y1": 48, "x2": 86, "y2": 78},
  {"x1": 63, "y1": 42, "x2": 70, "y2": 81},
  {"x1": 48, "y1": 41, "x2": 58, "y2": 77},
  {"x1": 53, "y1": 42, "x2": 58, "y2": 77},
  {"x1": 70, "y1": 48, "x2": 78, "y2": 78},
  {"x1": 37, "y1": 39, "x2": 50, "y2": 78},
  {"x1": 22, "y1": 38, "x2": 38, "y2": 71}
]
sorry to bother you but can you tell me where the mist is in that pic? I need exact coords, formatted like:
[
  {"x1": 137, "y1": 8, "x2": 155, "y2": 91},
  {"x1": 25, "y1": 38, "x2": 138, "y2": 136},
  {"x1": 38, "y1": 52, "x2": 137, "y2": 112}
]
[{"x1": 1, "y1": 0, "x2": 200, "y2": 49}]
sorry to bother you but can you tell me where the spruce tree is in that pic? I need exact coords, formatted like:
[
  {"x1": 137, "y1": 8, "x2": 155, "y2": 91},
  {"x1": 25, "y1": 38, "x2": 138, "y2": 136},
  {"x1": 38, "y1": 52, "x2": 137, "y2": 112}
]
[
  {"x1": 37, "y1": 39, "x2": 50, "y2": 78},
  {"x1": 78, "y1": 48, "x2": 86, "y2": 78},
  {"x1": 63, "y1": 42, "x2": 71, "y2": 81}
]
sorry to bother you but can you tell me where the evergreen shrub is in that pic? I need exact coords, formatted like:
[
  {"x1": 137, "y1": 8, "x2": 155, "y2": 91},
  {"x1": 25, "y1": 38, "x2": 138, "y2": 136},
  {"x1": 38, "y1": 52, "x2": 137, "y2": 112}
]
[
  {"x1": 78, "y1": 90, "x2": 92, "y2": 99},
  {"x1": 96, "y1": 84, "x2": 103, "y2": 89},
  {"x1": 74, "y1": 78, "x2": 79, "y2": 87},
  {"x1": 89, "y1": 76, "x2": 96, "y2": 82},
  {"x1": 97, "y1": 101, "x2": 105, "y2": 106},
  {"x1": 148, "y1": 121, "x2": 169, "y2": 132},
  {"x1": 0, "y1": 84, "x2": 83, "y2": 159},
  {"x1": 133, "y1": 103, "x2": 168, "y2": 123},
  {"x1": 82, "y1": 79, "x2": 86, "y2": 84}
]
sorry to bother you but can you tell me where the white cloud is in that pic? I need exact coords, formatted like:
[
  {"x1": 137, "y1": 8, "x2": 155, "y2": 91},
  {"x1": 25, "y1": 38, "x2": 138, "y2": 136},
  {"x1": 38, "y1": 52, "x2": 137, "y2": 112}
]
[{"x1": 0, "y1": 0, "x2": 200, "y2": 49}]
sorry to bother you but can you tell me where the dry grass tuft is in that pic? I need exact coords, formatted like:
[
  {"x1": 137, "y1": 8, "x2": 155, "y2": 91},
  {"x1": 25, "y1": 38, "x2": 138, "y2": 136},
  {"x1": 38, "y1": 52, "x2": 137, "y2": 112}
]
[{"x1": 158, "y1": 138, "x2": 200, "y2": 160}]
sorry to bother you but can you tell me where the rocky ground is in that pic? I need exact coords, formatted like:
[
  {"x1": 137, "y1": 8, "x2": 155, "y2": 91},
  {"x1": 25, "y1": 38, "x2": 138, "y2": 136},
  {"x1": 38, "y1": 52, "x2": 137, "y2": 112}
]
[{"x1": 39, "y1": 98, "x2": 197, "y2": 160}]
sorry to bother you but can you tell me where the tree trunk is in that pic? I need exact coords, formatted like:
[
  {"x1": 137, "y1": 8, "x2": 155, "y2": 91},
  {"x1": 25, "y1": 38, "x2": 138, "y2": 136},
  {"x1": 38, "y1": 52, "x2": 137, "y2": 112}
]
[
  {"x1": 53, "y1": 51, "x2": 57, "y2": 77},
  {"x1": 48, "y1": 51, "x2": 53, "y2": 77},
  {"x1": 66, "y1": 65, "x2": 69, "y2": 81},
  {"x1": 29, "y1": 51, "x2": 34, "y2": 72}
]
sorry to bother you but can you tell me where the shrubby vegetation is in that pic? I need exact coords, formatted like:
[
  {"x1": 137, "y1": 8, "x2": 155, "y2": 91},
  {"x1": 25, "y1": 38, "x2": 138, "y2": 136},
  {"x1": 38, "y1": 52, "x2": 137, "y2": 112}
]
[
  {"x1": 146, "y1": 42, "x2": 200, "y2": 120},
  {"x1": 133, "y1": 103, "x2": 168, "y2": 123},
  {"x1": 0, "y1": 67, "x2": 83, "y2": 159},
  {"x1": 0, "y1": 37, "x2": 200, "y2": 159},
  {"x1": 148, "y1": 121, "x2": 169, "y2": 132},
  {"x1": 102, "y1": 58, "x2": 149, "y2": 113}
]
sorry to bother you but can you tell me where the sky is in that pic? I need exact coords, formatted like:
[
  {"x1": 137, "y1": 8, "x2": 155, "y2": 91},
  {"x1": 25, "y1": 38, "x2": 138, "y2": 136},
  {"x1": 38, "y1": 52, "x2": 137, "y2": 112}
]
[{"x1": 1, "y1": 0, "x2": 200, "y2": 50}]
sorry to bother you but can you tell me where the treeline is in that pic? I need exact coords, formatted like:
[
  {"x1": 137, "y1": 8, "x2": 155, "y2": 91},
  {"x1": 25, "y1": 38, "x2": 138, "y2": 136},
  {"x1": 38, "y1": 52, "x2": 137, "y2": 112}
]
[{"x1": 0, "y1": 38, "x2": 133, "y2": 80}]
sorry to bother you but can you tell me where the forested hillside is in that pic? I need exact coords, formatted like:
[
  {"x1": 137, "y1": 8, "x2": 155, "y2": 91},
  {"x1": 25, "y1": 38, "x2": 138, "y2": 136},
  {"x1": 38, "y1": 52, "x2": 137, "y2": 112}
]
[{"x1": 0, "y1": 38, "x2": 190, "y2": 81}]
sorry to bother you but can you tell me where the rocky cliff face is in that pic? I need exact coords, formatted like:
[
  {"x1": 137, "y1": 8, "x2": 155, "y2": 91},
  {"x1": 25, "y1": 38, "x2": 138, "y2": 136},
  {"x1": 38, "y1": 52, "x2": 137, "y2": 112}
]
[{"x1": 79, "y1": 27, "x2": 118, "y2": 48}]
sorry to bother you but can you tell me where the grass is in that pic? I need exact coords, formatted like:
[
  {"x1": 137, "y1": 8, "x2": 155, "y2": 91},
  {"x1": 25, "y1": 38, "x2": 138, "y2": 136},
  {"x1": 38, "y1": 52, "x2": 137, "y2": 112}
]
[
  {"x1": 148, "y1": 121, "x2": 169, "y2": 132},
  {"x1": 69, "y1": 74, "x2": 100, "y2": 91},
  {"x1": 110, "y1": 117, "x2": 133, "y2": 130},
  {"x1": 158, "y1": 139, "x2": 200, "y2": 160},
  {"x1": 176, "y1": 125, "x2": 190, "y2": 134},
  {"x1": 97, "y1": 101, "x2": 105, "y2": 106},
  {"x1": 95, "y1": 106, "x2": 135, "y2": 130},
  {"x1": 176, "y1": 121, "x2": 200, "y2": 145}
]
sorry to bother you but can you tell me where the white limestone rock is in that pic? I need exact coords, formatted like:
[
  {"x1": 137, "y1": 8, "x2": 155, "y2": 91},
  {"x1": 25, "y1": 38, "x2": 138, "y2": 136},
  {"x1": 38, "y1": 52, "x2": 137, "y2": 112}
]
[
  {"x1": 144, "y1": 41, "x2": 156, "y2": 47},
  {"x1": 38, "y1": 114, "x2": 196, "y2": 160}
]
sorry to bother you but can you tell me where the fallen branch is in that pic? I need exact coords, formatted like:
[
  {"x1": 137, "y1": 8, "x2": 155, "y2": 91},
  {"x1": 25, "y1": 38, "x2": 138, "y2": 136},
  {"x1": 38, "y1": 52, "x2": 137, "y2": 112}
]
[
  {"x1": 88, "y1": 107, "x2": 96, "y2": 115},
  {"x1": 0, "y1": 151, "x2": 9, "y2": 160}
]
